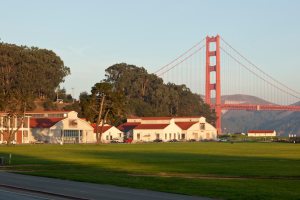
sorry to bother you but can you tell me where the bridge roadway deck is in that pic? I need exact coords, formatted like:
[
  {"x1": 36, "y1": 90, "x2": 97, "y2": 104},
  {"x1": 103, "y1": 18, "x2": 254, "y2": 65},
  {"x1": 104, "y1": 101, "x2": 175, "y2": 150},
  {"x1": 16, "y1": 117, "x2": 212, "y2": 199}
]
[
  {"x1": 221, "y1": 104, "x2": 300, "y2": 111},
  {"x1": 0, "y1": 171, "x2": 212, "y2": 200}
]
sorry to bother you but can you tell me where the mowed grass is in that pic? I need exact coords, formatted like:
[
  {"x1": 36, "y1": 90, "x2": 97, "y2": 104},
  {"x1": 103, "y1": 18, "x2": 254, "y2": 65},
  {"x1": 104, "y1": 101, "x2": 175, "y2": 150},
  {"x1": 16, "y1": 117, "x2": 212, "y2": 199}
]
[{"x1": 0, "y1": 142, "x2": 300, "y2": 200}]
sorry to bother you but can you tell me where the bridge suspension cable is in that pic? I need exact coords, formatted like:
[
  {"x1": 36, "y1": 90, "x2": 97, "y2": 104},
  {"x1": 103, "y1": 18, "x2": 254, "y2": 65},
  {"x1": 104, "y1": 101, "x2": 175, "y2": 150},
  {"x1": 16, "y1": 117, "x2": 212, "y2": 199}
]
[
  {"x1": 220, "y1": 46, "x2": 300, "y2": 101},
  {"x1": 220, "y1": 37, "x2": 300, "y2": 97},
  {"x1": 154, "y1": 38, "x2": 205, "y2": 75},
  {"x1": 157, "y1": 45, "x2": 205, "y2": 77}
]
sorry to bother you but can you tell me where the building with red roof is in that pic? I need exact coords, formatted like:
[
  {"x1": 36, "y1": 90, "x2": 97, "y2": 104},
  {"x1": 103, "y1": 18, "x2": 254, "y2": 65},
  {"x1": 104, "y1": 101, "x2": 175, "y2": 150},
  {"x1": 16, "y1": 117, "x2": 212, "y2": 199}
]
[
  {"x1": 92, "y1": 123, "x2": 123, "y2": 143},
  {"x1": 1, "y1": 110, "x2": 124, "y2": 144},
  {"x1": 119, "y1": 116, "x2": 217, "y2": 143},
  {"x1": 247, "y1": 130, "x2": 276, "y2": 137},
  {"x1": 29, "y1": 111, "x2": 95, "y2": 144},
  {"x1": 0, "y1": 115, "x2": 31, "y2": 144}
]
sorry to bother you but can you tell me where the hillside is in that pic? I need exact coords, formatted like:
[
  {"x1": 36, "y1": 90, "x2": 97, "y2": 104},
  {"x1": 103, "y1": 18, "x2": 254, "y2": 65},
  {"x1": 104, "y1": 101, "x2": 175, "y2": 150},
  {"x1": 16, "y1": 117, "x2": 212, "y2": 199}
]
[
  {"x1": 222, "y1": 95, "x2": 300, "y2": 136},
  {"x1": 221, "y1": 94, "x2": 272, "y2": 105}
]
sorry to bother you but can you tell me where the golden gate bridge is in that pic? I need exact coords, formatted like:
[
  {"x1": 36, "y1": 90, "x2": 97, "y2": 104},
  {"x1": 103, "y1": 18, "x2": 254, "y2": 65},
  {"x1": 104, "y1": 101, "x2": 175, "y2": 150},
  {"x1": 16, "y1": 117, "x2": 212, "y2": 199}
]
[{"x1": 155, "y1": 35, "x2": 300, "y2": 134}]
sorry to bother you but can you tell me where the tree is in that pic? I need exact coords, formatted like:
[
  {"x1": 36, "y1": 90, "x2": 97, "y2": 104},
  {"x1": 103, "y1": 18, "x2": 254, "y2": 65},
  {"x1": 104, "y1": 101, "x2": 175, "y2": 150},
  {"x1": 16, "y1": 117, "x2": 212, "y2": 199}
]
[
  {"x1": 102, "y1": 63, "x2": 216, "y2": 123},
  {"x1": 55, "y1": 86, "x2": 73, "y2": 103},
  {"x1": 83, "y1": 82, "x2": 126, "y2": 143},
  {"x1": 0, "y1": 42, "x2": 70, "y2": 144}
]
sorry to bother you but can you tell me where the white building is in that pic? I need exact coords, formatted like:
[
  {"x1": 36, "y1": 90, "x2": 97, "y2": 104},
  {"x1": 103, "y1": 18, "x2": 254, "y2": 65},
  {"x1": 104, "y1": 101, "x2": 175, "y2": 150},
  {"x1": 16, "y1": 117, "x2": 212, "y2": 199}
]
[
  {"x1": 119, "y1": 116, "x2": 217, "y2": 143},
  {"x1": 0, "y1": 114, "x2": 31, "y2": 144},
  {"x1": 30, "y1": 111, "x2": 95, "y2": 144},
  {"x1": 247, "y1": 130, "x2": 277, "y2": 137},
  {"x1": 133, "y1": 119, "x2": 182, "y2": 142},
  {"x1": 1, "y1": 110, "x2": 125, "y2": 144},
  {"x1": 92, "y1": 124, "x2": 124, "y2": 143}
]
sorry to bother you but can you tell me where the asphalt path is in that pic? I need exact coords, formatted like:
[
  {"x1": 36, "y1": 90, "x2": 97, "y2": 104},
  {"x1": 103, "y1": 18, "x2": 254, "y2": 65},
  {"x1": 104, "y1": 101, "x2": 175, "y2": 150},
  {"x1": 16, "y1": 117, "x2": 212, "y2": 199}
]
[
  {"x1": 0, "y1": 188, "x2": 49, "y2": 200},
  {"x1": 0, "y1": 171, "x2": 212, "y2": 200}
]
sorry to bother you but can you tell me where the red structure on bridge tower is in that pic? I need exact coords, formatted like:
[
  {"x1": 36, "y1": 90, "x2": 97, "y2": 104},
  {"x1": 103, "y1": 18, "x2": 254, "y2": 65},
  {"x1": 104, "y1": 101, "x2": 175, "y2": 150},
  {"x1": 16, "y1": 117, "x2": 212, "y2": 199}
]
[{"x1": 205, "y1": 35, "x2": 222, "y2": 134}]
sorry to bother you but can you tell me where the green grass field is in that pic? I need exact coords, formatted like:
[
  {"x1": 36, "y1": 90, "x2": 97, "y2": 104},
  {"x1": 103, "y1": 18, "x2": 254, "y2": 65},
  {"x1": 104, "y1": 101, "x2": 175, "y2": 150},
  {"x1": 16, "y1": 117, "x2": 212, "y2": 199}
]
[{"x1": 0, "y1": 142, "x2": 300, "y2": 200}]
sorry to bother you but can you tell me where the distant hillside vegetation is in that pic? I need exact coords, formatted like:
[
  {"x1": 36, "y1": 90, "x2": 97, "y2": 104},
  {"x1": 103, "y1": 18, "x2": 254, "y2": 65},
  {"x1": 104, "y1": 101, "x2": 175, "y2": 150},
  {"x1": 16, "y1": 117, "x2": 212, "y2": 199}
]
[{"x1": 222, "y1": 94, "x2": 300, "y2": 136}]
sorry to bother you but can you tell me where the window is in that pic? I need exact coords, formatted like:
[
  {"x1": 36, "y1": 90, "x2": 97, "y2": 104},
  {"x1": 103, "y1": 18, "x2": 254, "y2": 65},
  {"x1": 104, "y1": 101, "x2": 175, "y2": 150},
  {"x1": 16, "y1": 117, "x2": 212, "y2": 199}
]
[
  {"x1": 169, "y1": 133, "x2": 171, "y2": 140},
  {"x1": 165, "y1": 134, "x2": 167, "y2": 140},
  {"x1": 63, "y1": 130, "x2": 80, "y2": 143},
  {"x1": 193, "y1": 132, "x2": 198, "y2": 139},
  {"x1": 23, "y1": 131, "x2": 28, "y2": 137},
  {"x1": 23, "y1": 118, "x2": 29, "y2": 128},
  {"x1": 69, "y1": 120, "x2": 78, "y2": 128},
  {"x1": 206, "y1": 133, "x2": 210, "y2": 139},
  {"x1": 200, "y1": 123, "x2": 205, "y2": 130},
  {"x1": 30, "y1": 114, "x2": 44, "y2": 118},
  {"x1": 181, "y1": 134, "x2": 185, "y2": 140},
  {"x1": 156, "y1": 134, "x2": 160, "y2": 139},
  {"x1": 17, "y1": 118, "x2": 22, "y2": 127},
  {"x1": 106, "y1": 135, "x2": 109, "y2": 140},
  {"x1": 137, "y1": 133, "x2": 140, "y2": 140},
  {"x1": 174, "y1": 133, "x2": 176, "y2": 139},
  {"x1": 119, "y1": 133, "x2": 122, "y2": 138}
]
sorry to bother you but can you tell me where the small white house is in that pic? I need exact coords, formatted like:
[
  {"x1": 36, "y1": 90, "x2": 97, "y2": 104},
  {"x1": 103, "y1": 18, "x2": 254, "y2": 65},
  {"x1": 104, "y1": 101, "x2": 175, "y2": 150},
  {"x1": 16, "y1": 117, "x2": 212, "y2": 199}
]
[
  {"x1": 133, "y1": 119, "x2": 182, "y2": 142},
  {"x1": 175, "y1": 117, "x2": 217, "y2": 140},
  {"x1": 247, "y1": 130, "x2": 277, "y2": 137},
  {"x1": 93, "y1": 124, "x2": 124, "y2": 143}
]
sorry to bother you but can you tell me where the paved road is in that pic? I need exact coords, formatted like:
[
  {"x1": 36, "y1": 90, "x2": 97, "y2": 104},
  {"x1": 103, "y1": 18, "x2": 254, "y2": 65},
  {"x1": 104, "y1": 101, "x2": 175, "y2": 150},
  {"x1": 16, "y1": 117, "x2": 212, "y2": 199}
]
[
  {"x1": 0, "y1": 172, "x2": 212, "y2": 200},
  {"x1": 0, "y1": 188, "x2": 48, "y2": 200}
]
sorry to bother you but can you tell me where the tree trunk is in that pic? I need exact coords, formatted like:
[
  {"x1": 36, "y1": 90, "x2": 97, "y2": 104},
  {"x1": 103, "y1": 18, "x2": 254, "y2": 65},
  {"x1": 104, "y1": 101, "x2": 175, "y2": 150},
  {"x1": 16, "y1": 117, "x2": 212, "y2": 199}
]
[
  {"x1": 99, "y1": 109, "x2": 110, "y2": 143},
  {"x1": 96, "y1": 95, "x2": 105, "y2": 144}
]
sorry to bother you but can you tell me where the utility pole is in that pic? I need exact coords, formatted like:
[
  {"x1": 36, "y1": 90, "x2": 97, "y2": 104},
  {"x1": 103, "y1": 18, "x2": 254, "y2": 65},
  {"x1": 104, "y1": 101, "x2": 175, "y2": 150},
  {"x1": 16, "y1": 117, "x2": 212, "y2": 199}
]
[{"x1": 71, "y1": 87, "x2": 75, "y2": 103}]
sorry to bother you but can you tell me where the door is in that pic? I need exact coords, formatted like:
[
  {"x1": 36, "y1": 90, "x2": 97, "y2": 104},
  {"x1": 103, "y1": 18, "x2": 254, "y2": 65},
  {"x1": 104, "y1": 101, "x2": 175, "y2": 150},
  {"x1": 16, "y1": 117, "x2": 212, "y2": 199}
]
[{"x1": 16, "y1": 131, "x2": 22, "y2": 144}]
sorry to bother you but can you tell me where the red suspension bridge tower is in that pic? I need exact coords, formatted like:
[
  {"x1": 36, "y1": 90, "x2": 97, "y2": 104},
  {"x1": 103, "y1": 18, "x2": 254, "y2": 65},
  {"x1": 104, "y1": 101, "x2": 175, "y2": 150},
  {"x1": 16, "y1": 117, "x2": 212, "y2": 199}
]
[
  {"x1": 156, "y1": 34, "x2": 300, "y2": 135},
  {"x1": 205, "y1": 35, "x2": 222, "y2": 134}
]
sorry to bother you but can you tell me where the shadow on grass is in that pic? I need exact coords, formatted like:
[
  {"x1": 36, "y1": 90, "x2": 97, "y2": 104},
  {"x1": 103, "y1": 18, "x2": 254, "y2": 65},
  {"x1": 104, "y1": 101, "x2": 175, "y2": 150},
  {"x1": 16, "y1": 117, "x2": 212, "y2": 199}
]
[
  {"x1": 73, "y1": 150, "x2": 300, "y2": 178},
  {"x1": 0, "y1": 149, "x2": 300, "y2": 200}
]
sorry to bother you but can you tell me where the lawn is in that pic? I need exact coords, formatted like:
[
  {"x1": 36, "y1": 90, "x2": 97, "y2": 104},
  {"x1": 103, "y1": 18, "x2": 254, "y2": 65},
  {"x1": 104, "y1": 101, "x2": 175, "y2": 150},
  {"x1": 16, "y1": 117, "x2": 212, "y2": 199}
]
[{"x1": 0, "y1": 142, "x2": 300, "y2": 200}]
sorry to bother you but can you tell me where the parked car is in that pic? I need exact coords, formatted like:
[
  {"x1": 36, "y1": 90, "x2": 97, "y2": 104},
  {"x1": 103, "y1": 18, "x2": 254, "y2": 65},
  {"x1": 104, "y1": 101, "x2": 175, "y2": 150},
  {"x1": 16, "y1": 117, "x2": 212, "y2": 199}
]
[
  {"x1": 153, "y1": 139, "x2": 163, "y2": 142},
  {"x1": 124, "y1": 138, "x2": 133, "y2": 143}
]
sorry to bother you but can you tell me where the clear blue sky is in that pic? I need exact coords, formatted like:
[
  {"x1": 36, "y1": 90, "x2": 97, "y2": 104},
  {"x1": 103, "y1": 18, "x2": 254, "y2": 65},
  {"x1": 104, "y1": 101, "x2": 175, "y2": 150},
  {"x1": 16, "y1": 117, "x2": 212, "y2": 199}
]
[{"x1": 1, "y1": 0, "x2": 299, "y2": 98}]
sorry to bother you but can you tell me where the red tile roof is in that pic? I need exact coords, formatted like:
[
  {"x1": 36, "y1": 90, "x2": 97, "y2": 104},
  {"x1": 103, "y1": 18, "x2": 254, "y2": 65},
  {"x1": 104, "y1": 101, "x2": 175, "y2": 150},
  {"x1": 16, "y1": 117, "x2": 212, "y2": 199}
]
[
  {"x1": 91, "y1": 124, "x2": 113, "y2": 133},
  {"x1": 118, "y1": 122, "x2": 140, "y2": 132},
  {"x1": 248, "y1": 130, "x2": 275, "y2": 133},
  {"x1": 26, "y1": 111, "x2": 70, "y2": 114},
  {"x1": 127, "y1": 116, "x2": 201, "y2": 120},
  {"x1": 175, "y1": 122, "x2": 197, "y2": 130},
  {"x1": 30, "y1": 118, "x2": 63, "y2": 128},
  {"x1": 134, "y1": 124, "x2": 169, "y2": 130}
]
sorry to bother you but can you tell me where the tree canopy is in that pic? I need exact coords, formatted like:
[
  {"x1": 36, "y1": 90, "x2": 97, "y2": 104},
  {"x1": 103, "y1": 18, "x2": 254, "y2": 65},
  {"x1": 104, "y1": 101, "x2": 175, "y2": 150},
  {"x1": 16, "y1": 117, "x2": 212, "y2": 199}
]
[
  {"x1": 79, "y1": 63, "x2": 216, "y2": 125},
  {"x1": 0, "y1": 42, "x2": 70, "y2": 112}
]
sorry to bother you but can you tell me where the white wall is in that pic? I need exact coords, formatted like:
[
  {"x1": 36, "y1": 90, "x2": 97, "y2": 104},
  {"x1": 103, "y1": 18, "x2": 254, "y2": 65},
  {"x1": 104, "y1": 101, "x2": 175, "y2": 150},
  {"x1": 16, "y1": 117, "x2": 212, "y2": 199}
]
[
  {"x1": 132, "y1": 123, "x2": 182, "y2": 142},
  {"x1": 101, "y1": 126, "x2": 123, "y2": 143},
  {"x1": 248, "y1": 132, "x2": 276, "y2": 137}
]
